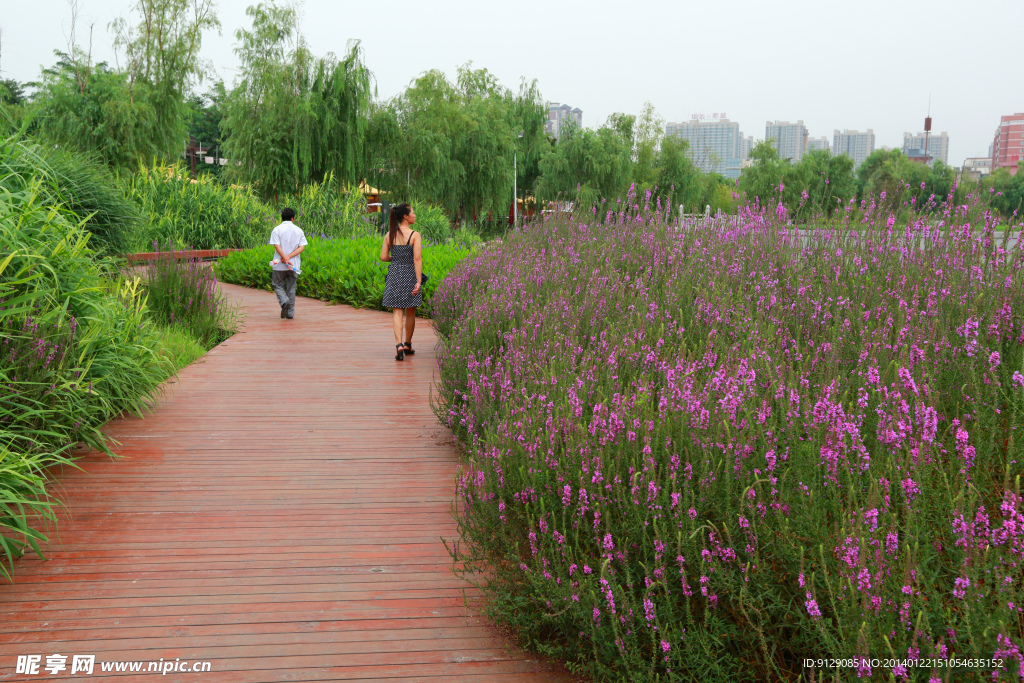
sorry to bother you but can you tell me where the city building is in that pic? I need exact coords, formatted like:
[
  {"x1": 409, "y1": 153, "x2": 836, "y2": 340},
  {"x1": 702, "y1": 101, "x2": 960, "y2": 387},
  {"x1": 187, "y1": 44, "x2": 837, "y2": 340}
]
[
  {"x1": 545, "y1": 103, "x2": 583, "y2": 139},
  {"x1": 740, "y1": 135, "x2": 753, "y2": 161},
  {"x1": 665, "y1": 116, "x2": 748, "y2": 179},
  {"x1": 991, "y1": 113, "x2": 1024, "y2": 176},
  {"x1": 833, "y1": 129, "x2": 875, "y2": 170},
  {"x1": 901, "y1": 131, "x2": 949, "y2": 166},
  {"x1": 960, "y1": 157, "x2": 993, "y2": 183},
  {"x1": 765, "y1": 120, "x2": 808, "y2": 162},
  {"x1": 807, "y1": 136, "x2": 830, "y2": 153}
]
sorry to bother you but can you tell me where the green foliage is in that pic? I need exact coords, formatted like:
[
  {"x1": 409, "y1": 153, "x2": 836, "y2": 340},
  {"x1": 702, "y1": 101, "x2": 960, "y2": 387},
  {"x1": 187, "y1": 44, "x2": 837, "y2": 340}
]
[
  {"x1": 736, "y1": 140, "x2": 797, "y2": 208},
  {"x1": 0, "y1": 125, "x2": 140, "y2": 253},
  {"x1": 852, "y1": 149, "x2": 961, "y2": 216},
  {"x1": 982, "y1": 161, "x2": 1024, "y2": 219},
  {"x1": 30, "y1": 0, "x2": 218, "y2": 169},
  {"x1": 214, "y1": 235, "x2": 475, "y2": 316},
  {"x1": 450, "y1": 224, "x2": 483, "y2": 249},
  {"x1": 632, "y1": 103, "x2": 663, "y2": 191},
  {"x1": 122, "y1": 164, "x2": 397, "y2": 250},
  {"x1": 856, "y1": 148, "x2": 905, "y2": 193},
  {"x1": 110, "y1": 0, "x2": 220, "y2": 161},
  {"x1": 0, "y1": 79, "x2": 27, "y2": 107},
  {"x1": 655, "y1": 135, "x2": 703, "y2": 210},
  {"x1": 791, "y1": 148, "x2": 856, "y2": 218},
  {"x1": 186, "y1": 81, "x2": 227, "y2": 177},
  {"x1": 141, "y1": 243, "x2": 239, "y2": 347},
  {"x1": 31, "y1": 54, "x2": 165, "y2": 168},
  {"x1": 738, "y1": 143, "x2": 858, "y2": 220},
  {"x1": 221, "y1": 2, "x2": 372, "y2": 199},
  {"x1": 121, "y1": 164, "x2": 273, "y2": 250},
  {"x1": 0, "y1": 179, "x2": 170, "y2": 576}
]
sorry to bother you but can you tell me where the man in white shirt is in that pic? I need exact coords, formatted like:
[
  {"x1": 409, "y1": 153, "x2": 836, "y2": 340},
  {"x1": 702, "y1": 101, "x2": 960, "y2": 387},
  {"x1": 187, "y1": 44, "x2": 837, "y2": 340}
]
[{"x1": 268, "y1": 208, "x2": 308, "y2": 319}]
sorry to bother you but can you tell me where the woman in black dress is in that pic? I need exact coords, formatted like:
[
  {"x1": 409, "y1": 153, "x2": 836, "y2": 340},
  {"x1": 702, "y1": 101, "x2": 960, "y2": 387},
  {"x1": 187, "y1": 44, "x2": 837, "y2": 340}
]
[{"x1": 379, "y1": 203, "x2": 423, "y2": 360}]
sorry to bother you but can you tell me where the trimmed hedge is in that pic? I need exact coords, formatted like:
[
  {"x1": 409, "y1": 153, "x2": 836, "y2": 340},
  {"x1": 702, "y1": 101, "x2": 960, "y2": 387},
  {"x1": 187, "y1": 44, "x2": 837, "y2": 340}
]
[{"x1": 214, "y1": 234, "x2": 475, "y2": 316}]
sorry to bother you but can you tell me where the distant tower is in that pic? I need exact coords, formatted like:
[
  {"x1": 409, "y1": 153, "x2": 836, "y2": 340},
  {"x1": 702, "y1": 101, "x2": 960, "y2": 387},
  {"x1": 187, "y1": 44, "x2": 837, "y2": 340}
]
[
  {"x1": 924, "y1": 95, "x2": 932, "y2": 165},
  {"x1": 924, "y1": 118, "x2": 932, "y2": 164}
]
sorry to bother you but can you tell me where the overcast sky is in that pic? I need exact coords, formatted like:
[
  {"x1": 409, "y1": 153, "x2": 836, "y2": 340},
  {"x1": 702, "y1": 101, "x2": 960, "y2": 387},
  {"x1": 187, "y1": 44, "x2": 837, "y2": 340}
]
[{"x1": 3, "y1": 0, "x2": 1021, "y2": 166}]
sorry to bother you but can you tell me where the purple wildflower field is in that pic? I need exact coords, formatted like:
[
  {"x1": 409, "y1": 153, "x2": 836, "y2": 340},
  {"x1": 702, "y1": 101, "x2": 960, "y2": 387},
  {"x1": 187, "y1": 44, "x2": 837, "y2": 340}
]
[{"x1": 432, "y1": 188, "x2": 1024, "y2": 681}]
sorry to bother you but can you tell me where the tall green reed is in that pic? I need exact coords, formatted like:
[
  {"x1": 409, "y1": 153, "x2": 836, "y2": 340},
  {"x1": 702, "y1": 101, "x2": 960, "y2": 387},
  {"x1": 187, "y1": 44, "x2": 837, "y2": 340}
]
[
  {"x1": 122, "y1": 164, "x2": 273, "y2": 251},
  {"x1": 277, "y1": 174, "x2": 378, "y2": 240},
  {"x1": 0, "y1": 125, "x2": 140, "y2": 254},
  {"x1": 0, "y1": 179, "x2": 169, "y2": 579}
]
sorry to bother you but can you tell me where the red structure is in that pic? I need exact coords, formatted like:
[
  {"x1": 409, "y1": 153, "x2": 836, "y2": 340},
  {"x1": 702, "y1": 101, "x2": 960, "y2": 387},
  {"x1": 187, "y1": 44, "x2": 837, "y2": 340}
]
[{"x1": 991, "y1": 113, "x2": 1024, "y2": 176}]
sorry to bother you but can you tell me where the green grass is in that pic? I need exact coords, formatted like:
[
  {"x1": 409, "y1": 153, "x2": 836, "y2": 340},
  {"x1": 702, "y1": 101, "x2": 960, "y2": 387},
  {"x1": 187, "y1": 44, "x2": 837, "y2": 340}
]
[{"x1": 153, "y1": 324, "x2": 207, "y2": 372}]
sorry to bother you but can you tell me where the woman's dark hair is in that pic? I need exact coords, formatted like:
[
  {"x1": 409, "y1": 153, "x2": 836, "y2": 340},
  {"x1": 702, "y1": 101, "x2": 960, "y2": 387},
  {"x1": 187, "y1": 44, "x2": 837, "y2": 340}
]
[{"x1": 388, "y1": 203, "x2": 412, "y2": 247}]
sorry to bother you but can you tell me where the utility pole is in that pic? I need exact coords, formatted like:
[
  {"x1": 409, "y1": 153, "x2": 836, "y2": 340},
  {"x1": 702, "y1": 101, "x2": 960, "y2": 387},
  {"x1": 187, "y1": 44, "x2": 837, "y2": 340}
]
[
  {"x1": 513, "y1": 130, "x2": 524, "y2": 225},
  {"x1": 924, "y1": 94, "x2": 932, "y2": 167}
]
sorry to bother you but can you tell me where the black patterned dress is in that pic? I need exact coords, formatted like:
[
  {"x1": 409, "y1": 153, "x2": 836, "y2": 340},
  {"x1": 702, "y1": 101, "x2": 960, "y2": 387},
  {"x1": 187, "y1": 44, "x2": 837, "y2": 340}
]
[{"x1": 382, "y1": 231, "x2": 423, "y2": 309}]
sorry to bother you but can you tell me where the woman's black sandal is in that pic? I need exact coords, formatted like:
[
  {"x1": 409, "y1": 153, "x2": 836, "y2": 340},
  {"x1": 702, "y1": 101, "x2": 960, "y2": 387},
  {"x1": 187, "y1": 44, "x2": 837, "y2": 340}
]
[
  {"x1": 395, "y1": 344, "x2": 405, "y2": 361},
  {"x1": 403, "y1": 342, "x2": 415, "y2": 356}
]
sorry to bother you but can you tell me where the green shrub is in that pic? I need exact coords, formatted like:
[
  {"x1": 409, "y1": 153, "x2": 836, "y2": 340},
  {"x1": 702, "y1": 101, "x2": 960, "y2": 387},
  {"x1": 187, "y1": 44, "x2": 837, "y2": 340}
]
[
  {"x1": 215, "y1": 234, "x2": 475, "y2": 316},
  {"x1": 0, "y1": 179, "x2": 170, "y2": 576},
  {"x1": 141, "y1": 242, "x2": 239, "y2": 348},
  {"x1": 121, "y1": 165, "x2": 274, "y2": 251}
]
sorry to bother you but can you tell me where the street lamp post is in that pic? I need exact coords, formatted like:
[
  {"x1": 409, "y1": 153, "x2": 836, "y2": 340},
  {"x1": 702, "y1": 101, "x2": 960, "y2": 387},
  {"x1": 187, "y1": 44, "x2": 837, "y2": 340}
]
[{"x1": 514, "y1": 130, "x2": 524, "y2": 225}]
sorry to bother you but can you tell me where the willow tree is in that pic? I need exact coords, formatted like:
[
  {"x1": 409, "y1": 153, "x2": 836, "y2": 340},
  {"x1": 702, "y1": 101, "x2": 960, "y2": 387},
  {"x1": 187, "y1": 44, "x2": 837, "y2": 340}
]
[
  {"x1": 111, "y1": 0, "x2": 220, "y2": 157},
  {"x1": 375, "y1": 64, "x2": 546, "y2": 224},
  {"x1": 535, "y1": 118, "x2": 634, "y2": 209},
  {"x1": 221, "y1": 2, "x2": 373, "y2": 200}
]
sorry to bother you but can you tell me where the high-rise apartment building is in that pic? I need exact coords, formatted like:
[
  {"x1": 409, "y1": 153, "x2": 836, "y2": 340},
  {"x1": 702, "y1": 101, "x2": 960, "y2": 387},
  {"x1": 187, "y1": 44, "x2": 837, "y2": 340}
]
[
  {"x1": 991, "y1": 113, "x2": 1024, "y2": 176},
  {"x1": 833, "y1": 129, "x2": 875, "y2": 169},
  {"x1": 665, "y1": 117, "x2": 748, "y2": 179},
  {"x1": 765, "y1": 120, "x2": 809, "y2": 162},
  {"x1": 740, "y1": 135, "x2": 753, "y2": 161},
  {"x1": 807, "y1": 136, "x2": 830, "y2": 153},
  {"x1": 902, "y1": 131, "x2": 949, "y2": 166},
  {"x1": 545, "y1": 103, "x2": 583, "y2": 139}
]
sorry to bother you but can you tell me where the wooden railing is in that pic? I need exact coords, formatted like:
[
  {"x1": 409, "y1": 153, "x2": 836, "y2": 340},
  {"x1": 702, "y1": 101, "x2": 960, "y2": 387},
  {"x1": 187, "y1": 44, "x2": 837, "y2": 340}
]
[{"x1": 125, "y1": 248, "x2": 244, "y2": 263}]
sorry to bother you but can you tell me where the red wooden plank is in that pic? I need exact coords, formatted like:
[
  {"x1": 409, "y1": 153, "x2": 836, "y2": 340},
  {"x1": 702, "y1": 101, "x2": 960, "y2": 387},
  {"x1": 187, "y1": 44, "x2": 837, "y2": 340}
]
[{"x1": 0, "y1": 284, "x2": 578, "y2": 683}]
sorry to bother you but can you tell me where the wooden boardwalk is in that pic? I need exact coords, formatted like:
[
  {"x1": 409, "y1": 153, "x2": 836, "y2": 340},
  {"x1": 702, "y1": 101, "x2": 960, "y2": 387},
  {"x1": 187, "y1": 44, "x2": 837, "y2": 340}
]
[{"x1": 0, "y1": 284, "x2": 576, "y2": 682}]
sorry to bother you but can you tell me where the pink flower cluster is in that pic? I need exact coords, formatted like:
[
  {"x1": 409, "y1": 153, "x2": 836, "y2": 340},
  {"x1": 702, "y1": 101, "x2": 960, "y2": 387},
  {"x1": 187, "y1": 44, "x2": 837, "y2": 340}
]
[{"x1": 433, "y1": 186, "x2": 1024, "y2": 679}]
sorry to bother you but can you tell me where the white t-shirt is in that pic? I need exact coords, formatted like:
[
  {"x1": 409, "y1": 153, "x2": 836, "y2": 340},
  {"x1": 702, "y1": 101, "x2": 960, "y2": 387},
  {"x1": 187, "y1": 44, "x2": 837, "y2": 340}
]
[{"x1": 268, "y1": 221, "x2": 308, "y2": 273}]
